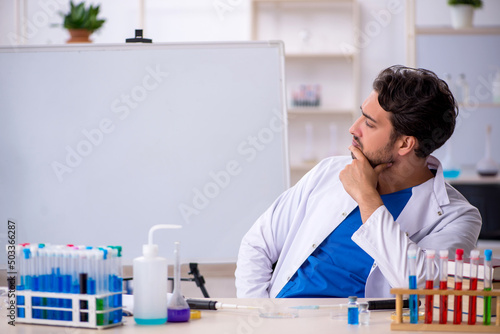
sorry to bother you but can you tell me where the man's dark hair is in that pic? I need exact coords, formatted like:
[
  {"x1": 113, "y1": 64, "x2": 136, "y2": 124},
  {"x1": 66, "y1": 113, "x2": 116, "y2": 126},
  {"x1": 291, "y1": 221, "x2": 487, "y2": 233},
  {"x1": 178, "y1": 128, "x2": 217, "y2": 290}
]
[{"x1": 373, "y1": 65, "x2": 458, "y2": 158}]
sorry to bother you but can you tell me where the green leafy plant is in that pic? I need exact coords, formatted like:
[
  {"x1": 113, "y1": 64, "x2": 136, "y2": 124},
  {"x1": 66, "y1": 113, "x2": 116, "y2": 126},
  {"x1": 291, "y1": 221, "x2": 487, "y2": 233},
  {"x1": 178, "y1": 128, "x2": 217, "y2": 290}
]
[
  {"x1": 448, "y1": 0, "x2": 483, "y2": 8},
  {"x1": 60, "y1": 1, "x2": 106, "y2": 32}
]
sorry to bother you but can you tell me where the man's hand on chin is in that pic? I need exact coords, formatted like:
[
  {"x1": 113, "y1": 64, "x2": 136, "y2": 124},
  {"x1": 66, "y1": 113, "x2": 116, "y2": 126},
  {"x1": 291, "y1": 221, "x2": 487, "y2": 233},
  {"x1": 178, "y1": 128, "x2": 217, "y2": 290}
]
[{"x1": 339, "y1": 146, "x2": 392, "y2": 223}]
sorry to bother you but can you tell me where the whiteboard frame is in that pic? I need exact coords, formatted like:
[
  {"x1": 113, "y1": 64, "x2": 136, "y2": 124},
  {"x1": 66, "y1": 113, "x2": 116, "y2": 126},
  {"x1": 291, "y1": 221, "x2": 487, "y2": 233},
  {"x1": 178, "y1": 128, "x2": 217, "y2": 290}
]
[{"x1": 0, "y1": 41, "x2": 290, "y2": 264}]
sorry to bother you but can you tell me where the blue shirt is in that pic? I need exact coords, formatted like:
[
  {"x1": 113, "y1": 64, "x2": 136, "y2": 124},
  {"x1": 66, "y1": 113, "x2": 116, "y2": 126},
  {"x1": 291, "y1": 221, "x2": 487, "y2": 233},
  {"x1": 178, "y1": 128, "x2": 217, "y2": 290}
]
[{"x1": 277, "y1": 187, "x2": 413, "y2": 298}]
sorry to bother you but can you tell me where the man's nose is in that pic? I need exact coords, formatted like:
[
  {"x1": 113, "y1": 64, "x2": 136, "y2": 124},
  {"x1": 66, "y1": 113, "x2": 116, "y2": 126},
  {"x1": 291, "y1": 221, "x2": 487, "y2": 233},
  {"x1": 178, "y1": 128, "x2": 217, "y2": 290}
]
[{"x1": 349, "y1": 116, "x2": 362, "y2": 137}]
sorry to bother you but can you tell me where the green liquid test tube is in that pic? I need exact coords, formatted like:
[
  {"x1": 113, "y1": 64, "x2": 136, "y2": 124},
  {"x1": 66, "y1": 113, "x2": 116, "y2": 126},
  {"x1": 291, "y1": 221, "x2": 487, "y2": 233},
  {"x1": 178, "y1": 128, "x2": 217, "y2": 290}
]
[
  {"x1": 483, "y1": 290, "x2": 491, "y2": 325},
  {"x1": 483, "y1": 249, "x2": 493, "y2": 326}
]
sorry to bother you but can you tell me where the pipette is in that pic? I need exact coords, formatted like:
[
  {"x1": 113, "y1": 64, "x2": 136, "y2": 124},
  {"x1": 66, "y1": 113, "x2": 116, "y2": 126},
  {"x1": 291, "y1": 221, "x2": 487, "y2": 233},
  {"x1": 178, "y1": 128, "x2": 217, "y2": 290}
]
[
  {"x1": 281, "y1": 299, "x2": 413, "y2": 310},
  {"x1": 186, "y1": 299, "x2": 264, "y2": 310}
]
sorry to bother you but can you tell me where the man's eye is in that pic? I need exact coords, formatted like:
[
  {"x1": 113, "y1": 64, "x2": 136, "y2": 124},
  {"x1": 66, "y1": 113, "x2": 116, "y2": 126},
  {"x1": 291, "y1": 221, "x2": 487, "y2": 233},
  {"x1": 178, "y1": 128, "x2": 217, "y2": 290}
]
[{"x1": 365, "y1": 121, "x2": 374, "y2": 128}]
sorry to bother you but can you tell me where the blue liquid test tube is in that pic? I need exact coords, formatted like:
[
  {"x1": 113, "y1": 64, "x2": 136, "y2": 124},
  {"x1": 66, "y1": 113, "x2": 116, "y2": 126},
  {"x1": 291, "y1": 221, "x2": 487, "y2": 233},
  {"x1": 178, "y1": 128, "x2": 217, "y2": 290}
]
[
  {"x1": 62, "y1": 248, "x2": 72, "y2": 319},
  {"x1": 16, "y1": 246, "x2": 26, "y2": 315},
  {"x1": 407, "y1": 247, "x2": 418, "y2": 324},
  {"x1": 70, "y1": 248, "x2": 80, "y2": 293},
  {"x1": 30, "y1": 245, "x2": 41, "y2": 319}
]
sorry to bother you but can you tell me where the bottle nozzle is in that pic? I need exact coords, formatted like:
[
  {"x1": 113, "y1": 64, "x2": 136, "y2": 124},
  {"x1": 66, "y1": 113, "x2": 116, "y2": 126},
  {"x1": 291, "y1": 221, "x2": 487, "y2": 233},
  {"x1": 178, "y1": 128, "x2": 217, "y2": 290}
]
[
  {"x1": 148, "y1": 224, "x2": 182, "y2": 246},
  {"x1": 143, "y1": 224, "x2": 182, "y2": 257}
]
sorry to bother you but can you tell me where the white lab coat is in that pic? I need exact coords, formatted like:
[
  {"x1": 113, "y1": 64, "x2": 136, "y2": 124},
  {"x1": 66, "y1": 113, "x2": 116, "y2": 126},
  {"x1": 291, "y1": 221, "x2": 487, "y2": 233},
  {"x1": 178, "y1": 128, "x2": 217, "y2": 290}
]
[{"x1": 235, "y1": 155, "x2": 482, "y2": 298}]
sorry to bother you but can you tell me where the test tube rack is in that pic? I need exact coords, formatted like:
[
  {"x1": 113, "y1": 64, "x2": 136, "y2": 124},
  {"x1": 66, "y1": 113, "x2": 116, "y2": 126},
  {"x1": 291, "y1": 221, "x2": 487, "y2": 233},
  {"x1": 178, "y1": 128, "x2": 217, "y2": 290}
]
[
  {"x1": 15, "y1": 290, "x2": 123, "y2": 329},
  {"x1": 390, "y1": 288, "x2": 500, "y2": 332}
]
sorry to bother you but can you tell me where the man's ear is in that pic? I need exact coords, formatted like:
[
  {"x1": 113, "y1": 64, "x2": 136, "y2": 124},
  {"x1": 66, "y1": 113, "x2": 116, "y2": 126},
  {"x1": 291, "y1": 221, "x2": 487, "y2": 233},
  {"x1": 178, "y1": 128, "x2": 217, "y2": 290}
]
[{"x1": 398, "y1": 136, "x2": 417, "y2": 156}]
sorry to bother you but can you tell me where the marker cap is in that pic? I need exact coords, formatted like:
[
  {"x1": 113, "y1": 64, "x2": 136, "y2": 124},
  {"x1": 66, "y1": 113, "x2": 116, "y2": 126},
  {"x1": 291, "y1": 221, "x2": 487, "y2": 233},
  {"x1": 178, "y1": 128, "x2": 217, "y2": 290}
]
[{"x1": 485, "y1": 249, "x2": 492, "y2": 261}]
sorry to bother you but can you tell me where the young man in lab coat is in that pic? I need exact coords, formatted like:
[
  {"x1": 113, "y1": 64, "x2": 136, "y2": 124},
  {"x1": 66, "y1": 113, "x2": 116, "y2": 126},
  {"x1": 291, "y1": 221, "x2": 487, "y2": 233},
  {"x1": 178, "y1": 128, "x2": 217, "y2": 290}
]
[{"x1": 235, "y1": 65, "x2": 482, "y2": 298}]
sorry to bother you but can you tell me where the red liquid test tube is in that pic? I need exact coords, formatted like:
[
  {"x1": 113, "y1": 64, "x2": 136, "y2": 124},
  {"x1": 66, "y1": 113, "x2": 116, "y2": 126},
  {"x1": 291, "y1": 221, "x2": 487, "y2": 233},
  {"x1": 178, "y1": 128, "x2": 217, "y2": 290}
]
[
  {"x1": 468, "y1": 249, "x2": 480, "y2": 325},
  {"x1": 439, "y1": 249, "x2": 449, "y2": 324},
  {"x1": 424, "y1": 250, "x2": 436, "y2": 324},
  {"x1": 453, "y1": 249, "x2": 464, "y2": 324}
]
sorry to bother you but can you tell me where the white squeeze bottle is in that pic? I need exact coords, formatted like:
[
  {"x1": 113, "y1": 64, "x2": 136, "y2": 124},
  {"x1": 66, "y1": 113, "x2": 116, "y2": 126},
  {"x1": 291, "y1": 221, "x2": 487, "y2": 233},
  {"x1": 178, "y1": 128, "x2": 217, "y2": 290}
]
[{"x1": 133, "y1": 224, "x2": 181, "y2": 325}]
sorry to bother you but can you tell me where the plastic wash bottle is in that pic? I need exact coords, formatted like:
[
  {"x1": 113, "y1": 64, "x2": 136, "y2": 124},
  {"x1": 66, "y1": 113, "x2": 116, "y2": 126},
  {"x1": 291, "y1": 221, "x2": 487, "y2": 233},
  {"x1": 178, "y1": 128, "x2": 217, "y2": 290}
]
[{"x1": 133, "y1": 224, "x2": 181, "y2": 325}]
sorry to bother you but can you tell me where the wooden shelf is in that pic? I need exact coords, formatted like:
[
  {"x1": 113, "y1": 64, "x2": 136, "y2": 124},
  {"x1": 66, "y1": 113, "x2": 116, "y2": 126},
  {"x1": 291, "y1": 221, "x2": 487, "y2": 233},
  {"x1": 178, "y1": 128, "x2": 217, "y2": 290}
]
[
  {"x1": 285, "y1": 52, "x2": 355, "y2": 59},
  {"x1": 415, "y1": 26, "x2": 500, "y2": 35},
  {"x1": 459, "y1": 103, "x2": 500, "y2": 109},
  {"x1": 253, "y1": 0, "x2": 353, "y2": 3},
  {"x1": 288, "y1": 107, "x2": 355, "y2": 115}
]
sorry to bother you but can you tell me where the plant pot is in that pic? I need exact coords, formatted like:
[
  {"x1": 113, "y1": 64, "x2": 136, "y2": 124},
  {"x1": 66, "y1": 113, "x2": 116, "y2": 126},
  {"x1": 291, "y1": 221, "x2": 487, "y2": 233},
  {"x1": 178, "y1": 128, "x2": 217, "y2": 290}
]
[
  {"x1": 67, "y1": 29, "x2": 92, "y2": 43},
  {"x1": 450, "y1": 5, "x2": 474, "y2": 29}
]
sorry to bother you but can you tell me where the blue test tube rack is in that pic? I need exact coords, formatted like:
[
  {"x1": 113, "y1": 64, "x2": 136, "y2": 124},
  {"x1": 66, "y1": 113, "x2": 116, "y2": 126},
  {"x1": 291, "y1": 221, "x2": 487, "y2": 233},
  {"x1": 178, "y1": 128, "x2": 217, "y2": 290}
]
[
  {"x1": 15, "y1": 290, "x2": 123, "y2": 329},
  {"x1": 14, "y1": 244, "x2": 124, "y2": 330}
]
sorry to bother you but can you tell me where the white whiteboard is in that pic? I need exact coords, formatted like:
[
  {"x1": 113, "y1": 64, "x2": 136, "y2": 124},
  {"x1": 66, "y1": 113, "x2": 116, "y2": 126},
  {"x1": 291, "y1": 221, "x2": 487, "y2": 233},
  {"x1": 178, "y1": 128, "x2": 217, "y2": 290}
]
[{"x1": 0, "y1": 42, "x2": 289, "y2": 264}]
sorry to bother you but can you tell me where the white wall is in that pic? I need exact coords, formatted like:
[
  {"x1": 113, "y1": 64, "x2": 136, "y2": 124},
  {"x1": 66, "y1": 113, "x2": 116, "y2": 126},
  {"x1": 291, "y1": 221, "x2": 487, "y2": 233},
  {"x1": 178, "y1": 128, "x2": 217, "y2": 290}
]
[{"x1": 1, "y1": 0, "x2": 499, "y2": 167}]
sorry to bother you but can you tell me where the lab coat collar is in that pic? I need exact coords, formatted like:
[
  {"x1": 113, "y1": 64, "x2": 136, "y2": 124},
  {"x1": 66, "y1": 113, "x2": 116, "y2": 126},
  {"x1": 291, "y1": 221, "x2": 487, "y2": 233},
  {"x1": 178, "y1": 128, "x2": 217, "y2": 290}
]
[
  {"x1": 426, "y1": 155, "x2": 450, "y2": 207},
  {"x1": 396, "y1": 155, "x2": 449, "y2": 238}
]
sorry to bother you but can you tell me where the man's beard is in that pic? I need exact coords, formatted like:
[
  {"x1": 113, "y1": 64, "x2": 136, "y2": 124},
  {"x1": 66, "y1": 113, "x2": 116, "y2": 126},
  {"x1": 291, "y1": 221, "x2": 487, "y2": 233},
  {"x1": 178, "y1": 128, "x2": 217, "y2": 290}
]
[{"x1": 352, "y1": 136, "x2": 396, "y2": 168}]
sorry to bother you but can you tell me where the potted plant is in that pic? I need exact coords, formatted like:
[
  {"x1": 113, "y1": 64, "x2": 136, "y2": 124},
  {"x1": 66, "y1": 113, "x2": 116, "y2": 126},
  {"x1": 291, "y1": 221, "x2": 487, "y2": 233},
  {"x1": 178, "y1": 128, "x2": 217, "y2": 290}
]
[
  {"x1": 448, "y1": 0, "x2": 483, "y2": 29},
  {"x1": 59, "y1": 1, "x2": 106, "y2": 43}
]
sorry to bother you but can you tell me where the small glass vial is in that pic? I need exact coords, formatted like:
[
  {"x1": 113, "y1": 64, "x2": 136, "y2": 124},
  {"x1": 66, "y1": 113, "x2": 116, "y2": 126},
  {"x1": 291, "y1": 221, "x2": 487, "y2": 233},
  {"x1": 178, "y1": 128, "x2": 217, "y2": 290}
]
[
  {"x1": 347, "y1": 296, "x2": 359, "y2": 325},
  {"x1": 359, "y1": 302, "x2": 370, "y2": 325}
]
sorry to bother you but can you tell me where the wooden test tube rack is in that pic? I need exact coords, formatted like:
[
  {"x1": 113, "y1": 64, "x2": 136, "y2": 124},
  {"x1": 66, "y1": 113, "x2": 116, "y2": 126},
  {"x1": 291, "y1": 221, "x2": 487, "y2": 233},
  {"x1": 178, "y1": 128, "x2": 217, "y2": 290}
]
[{"x1": 390, "y1": 288, "x2": 500, "y2": 332}]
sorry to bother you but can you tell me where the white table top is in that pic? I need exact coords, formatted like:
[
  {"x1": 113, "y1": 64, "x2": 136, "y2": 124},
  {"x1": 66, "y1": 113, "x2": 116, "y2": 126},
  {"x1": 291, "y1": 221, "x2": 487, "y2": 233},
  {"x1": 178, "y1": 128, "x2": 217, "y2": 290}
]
[{"x1": 2, "y1": 297, "x2": 496, "y2": 334}]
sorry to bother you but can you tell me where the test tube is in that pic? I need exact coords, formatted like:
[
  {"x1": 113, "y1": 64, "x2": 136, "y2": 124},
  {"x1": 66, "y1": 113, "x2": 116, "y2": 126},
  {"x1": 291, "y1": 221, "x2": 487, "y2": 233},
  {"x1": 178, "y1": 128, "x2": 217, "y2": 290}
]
[
  {"x1": 439, "y1": 249, "x2": 449, "y2": 324},
  {"x1": 87, "y1": 249, "x2": 97, "y2": 295},
  {"x1": 114, "y1": 246, "x2": 123, "y2": 323},
  {"x1": 424, "y1": 250, "x2": 435, "y2": 324},
  {"x1": 407, "y1": 247, "x2": 418, "y2": 324},
  {"x1": 79, "y1": 249, "x2": 89, "y2": 322},
  {"x1": 30, "y1": 245, "x2": 41, "y2": 319},
  {"x1": 22, "y1": 248, "x2": 32, "y2": 291},
  {"x1": 484, "y1": 249, "x2": 493, "y2": 325},
  {"x1": 70, "y1": 247, "x2": 80, "y2": 293},
  {"x1": 453, "y1": 248, "x2": 464, "y2": 324},
  {"x1": 95, "y1": 248, "x2": 105, "y2": 325},
  {"x1": 467, "y1": 249, "x2": 480, "y2": 325},
  {"x1": 38, "y1": 246, "x2": 49, "y2": 319},
  {"x1": 16, "y1": 246, "x2": 26, "y2": 308}
]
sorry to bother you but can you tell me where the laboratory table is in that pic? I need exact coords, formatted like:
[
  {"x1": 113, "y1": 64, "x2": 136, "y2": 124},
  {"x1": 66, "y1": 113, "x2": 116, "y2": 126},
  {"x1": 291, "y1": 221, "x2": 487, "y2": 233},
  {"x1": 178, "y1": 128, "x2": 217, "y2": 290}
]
[{"x1": 2, "y1": 298, "x2": 497, "y2": 334}]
